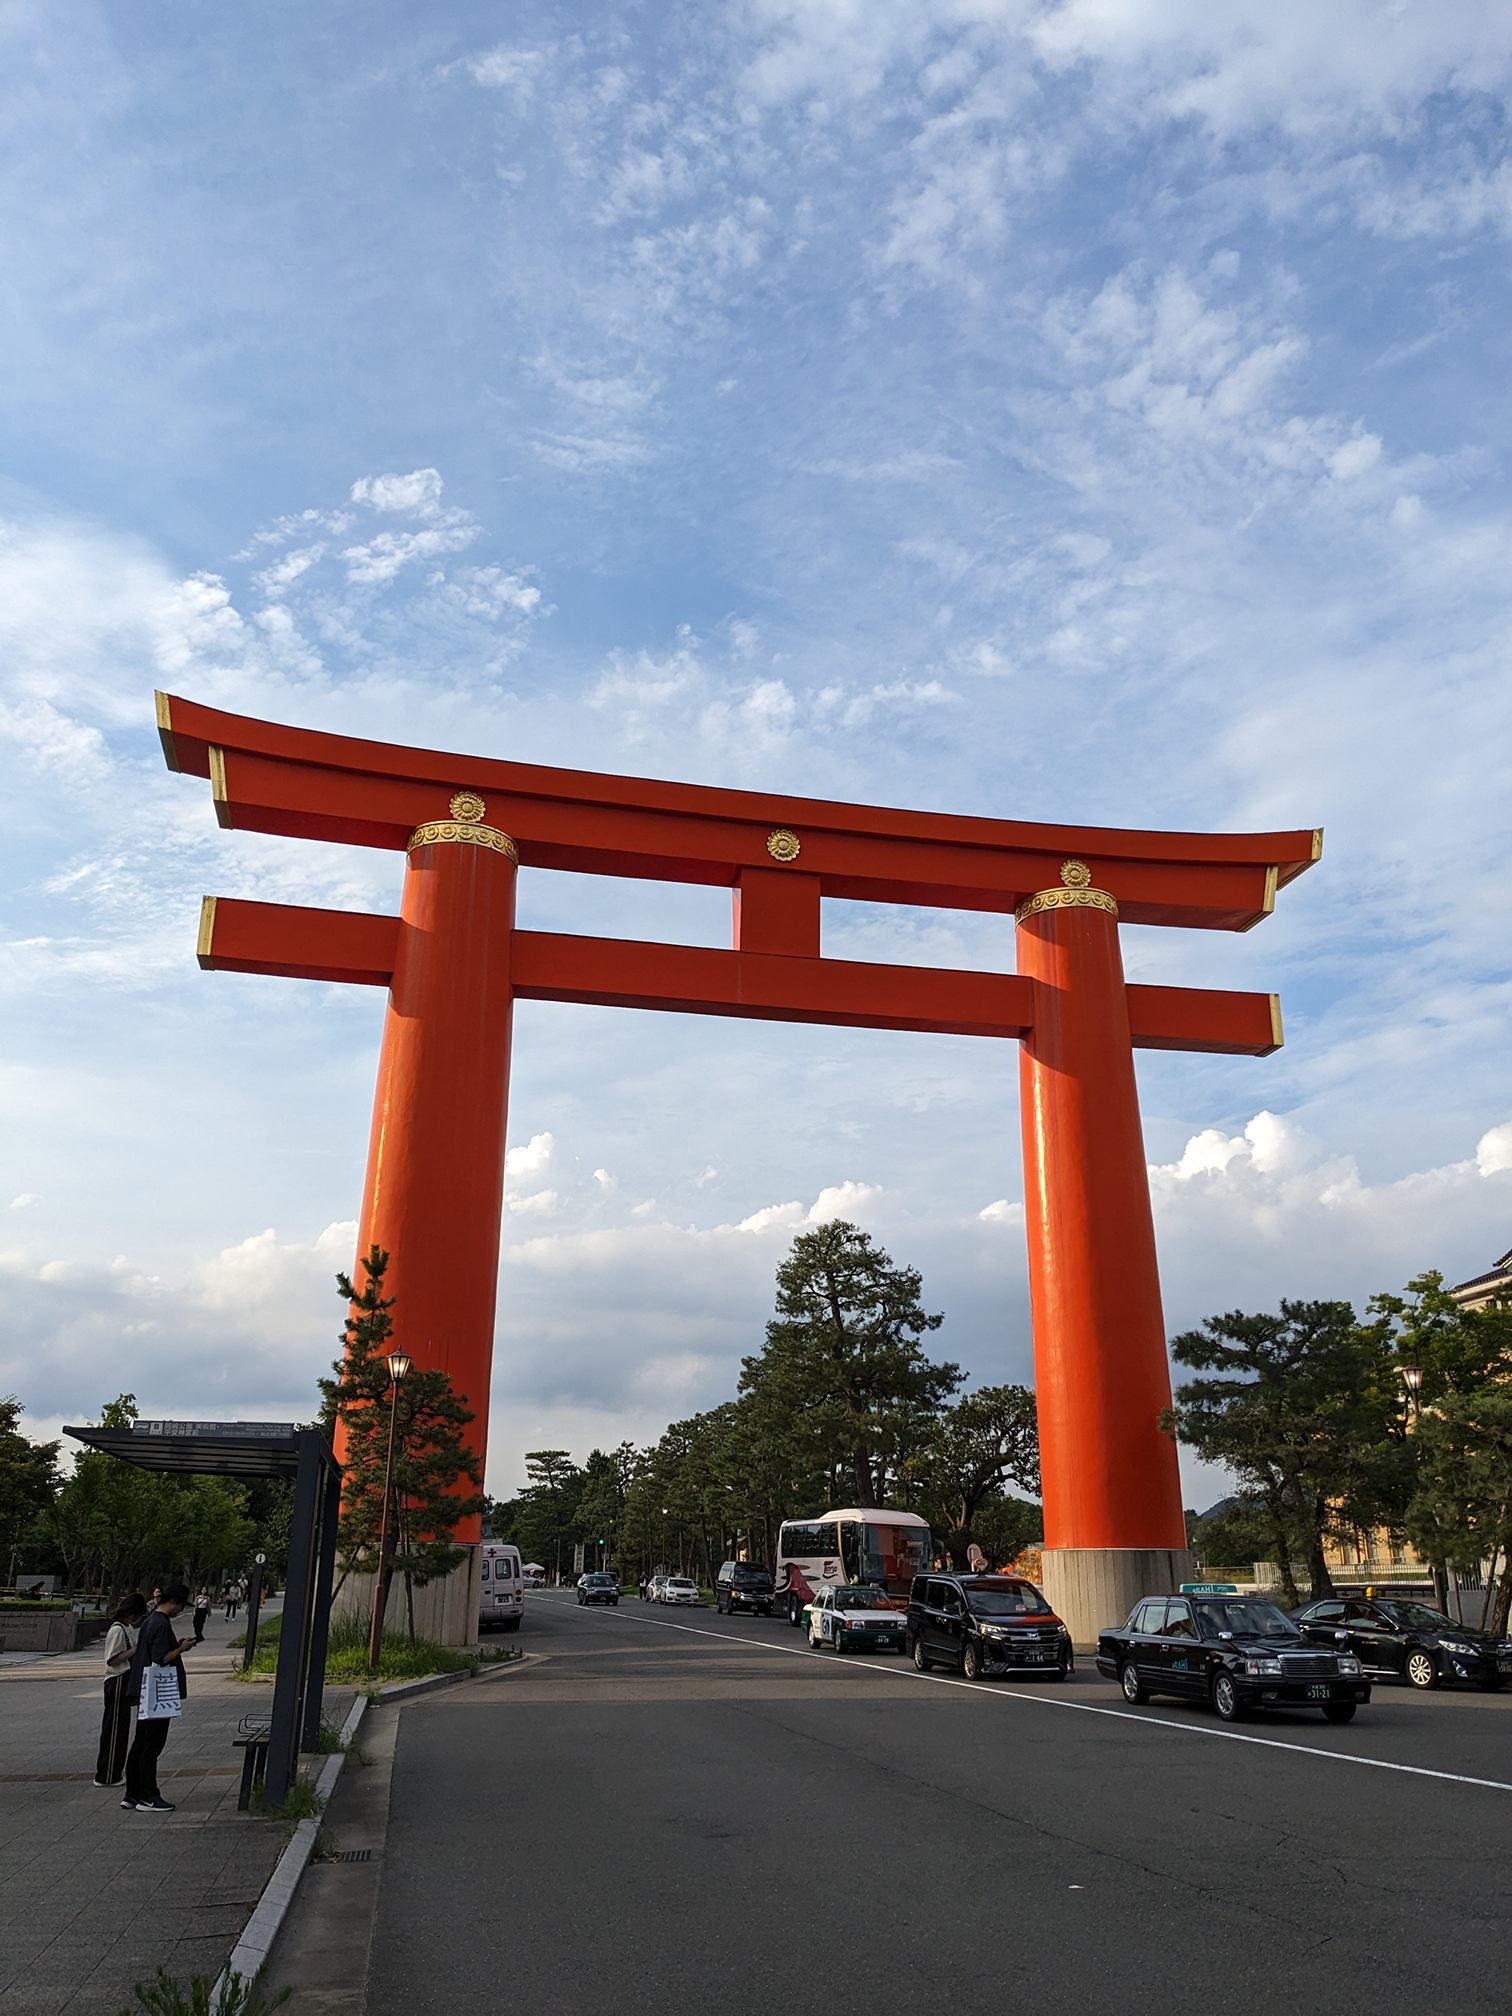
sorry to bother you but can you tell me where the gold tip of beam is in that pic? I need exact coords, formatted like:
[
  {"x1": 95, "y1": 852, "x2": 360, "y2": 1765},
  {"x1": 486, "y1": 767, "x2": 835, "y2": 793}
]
[
  {"x1": 208, "y1": 746, "x2": 231, "y2": 828},
  {"x1": 1311, "y1": 827, "x2": 1324, "y2": 861},
  {"x1": 1264, "y1": 993, "x2": 1284, "y2": 1055},
  {"x1": 155, "y1": 691, "x2": 179, "y2": 772},
  {"x1": 196, "y1": 896, "x2": 217, "y2": 970},
  {"x1": 1238, "y1": 863, "x2": 1279, "y2": 932}
]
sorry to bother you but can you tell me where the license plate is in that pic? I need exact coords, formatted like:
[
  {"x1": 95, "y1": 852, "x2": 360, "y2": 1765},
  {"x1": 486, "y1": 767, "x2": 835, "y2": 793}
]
[{"x1": 1307, "y1": 1683, "x2": 1330, "y2": 1700}]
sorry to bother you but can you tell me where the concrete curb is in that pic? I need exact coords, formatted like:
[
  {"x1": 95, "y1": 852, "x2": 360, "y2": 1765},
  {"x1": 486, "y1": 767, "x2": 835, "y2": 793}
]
[{"x1": 217, "y1": 1690, "x2": 367, "y2": 1992}]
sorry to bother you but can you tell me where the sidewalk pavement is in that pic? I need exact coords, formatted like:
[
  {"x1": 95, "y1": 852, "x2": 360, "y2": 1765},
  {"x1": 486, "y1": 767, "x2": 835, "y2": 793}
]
[{"x1": 0, "y1": 1601, "x2": 356, "y2": 2016}]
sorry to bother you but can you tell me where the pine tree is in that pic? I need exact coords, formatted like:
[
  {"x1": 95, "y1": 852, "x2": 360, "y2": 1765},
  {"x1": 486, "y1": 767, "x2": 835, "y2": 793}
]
[
  {"x1": 319, "y1": 1247, "x2": 485, "y2": 1648},
  {"x1": 740, "y1": 1220, "x2": 961, "y2": 1508}
]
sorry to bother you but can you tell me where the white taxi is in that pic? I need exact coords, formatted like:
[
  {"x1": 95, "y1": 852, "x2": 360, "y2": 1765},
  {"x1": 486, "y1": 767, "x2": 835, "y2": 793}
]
[{"x1": 804, "y1": 1584, "x2": 908, "y2": 1653}]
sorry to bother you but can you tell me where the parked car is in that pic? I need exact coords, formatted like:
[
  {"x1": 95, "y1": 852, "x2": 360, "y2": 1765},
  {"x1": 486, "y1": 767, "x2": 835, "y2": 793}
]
[
  {"x1": 1293, "y1": 1594, "x2": 1512, "y2": 1691},
  {"x1": 805, "y1": 1583, "x2": 909, "y2": 1653},
  {"x1": 577, "y1": 1572, "x2": 620, "y2": 1607},
  {"x1": 648, "y1": 1575, "x2": 670, "y2": 1602},
  {"x1": 1097, "y1": 1590, "x2": 1371, "y2": 1722},
  {"x1": 716, "y1": 1561, "x2": 775, "y2": 1616},
  {"x1": 908, "y1": 1574, "x2": 1072, "y2": 1680},
  {"x1": 662, "y1": 1576, "x2": 700, "y2": 1606}
]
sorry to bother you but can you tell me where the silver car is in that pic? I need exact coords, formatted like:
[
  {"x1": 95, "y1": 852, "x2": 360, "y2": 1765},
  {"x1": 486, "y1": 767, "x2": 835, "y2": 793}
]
[{"x1": 662, "y1": 1576, "x2": 700, "y2": 1606}]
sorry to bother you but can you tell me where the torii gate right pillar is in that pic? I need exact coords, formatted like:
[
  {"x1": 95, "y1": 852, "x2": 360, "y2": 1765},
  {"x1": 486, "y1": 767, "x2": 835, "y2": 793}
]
[{"x1": 1016, "y1": 865, "x2": 1192, "y2": 1647}]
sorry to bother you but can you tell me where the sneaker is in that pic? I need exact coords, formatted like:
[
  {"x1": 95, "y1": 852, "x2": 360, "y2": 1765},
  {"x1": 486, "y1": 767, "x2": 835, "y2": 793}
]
[
  {"x1": 121, "y1": 1797, "x2": 137, "y2": 1809},
  {"x1": 135, "y1": 1798, "x2": 175, "y2": 1812},
  {"x1": 93, "y1": 1778, "x2": 110, "y2": 1788}
]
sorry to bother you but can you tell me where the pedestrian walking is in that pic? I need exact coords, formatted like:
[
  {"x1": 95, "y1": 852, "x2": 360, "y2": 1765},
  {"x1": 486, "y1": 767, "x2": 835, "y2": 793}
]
[
  {"x1": 123, "y1": 1581, "x2": 192, "y2": 1813},
  {"x1": 192, "y1": 1587, "x2": 211, "y2": 1642},
  {"x1": 93, "y1": 1593, "x2": 147, "y2": 1788}
]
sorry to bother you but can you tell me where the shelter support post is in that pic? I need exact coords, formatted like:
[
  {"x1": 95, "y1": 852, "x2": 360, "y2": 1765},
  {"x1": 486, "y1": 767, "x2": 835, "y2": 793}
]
[
  {"x1": 1015, "y1": 869, "x2": 1191, "y2": 1648},
  {"x1": 348, "y1": 808, "x2": 518, "y2": 1541},
  {"x1": 265, "y1": 1432, "x2": 323, "y2": 1806},
  {"x1": 300, "y1": 1454, "x2": 343, "y2": 1753}
]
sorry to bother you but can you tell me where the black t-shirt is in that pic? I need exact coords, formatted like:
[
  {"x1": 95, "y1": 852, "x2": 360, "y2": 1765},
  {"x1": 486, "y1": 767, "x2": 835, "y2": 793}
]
[{"x1": 129, "y1": 1608, "x2": 189, "y2": 1703}]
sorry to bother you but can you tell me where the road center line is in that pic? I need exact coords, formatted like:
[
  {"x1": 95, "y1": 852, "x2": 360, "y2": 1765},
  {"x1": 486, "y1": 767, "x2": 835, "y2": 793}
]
[{"x1": 543, "y1": 1596, "x2": 1512, "y2": 1797}]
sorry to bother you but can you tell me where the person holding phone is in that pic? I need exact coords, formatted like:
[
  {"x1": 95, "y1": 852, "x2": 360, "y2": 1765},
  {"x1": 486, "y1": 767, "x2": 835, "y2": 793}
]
[{"x1": 123, "y1": 1581, "x2": 192, "y2": 1812}]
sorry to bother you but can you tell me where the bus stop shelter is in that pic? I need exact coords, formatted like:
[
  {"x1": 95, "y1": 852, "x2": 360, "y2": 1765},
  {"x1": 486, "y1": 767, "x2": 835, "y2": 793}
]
[{"x1": 63, "y1": 1419, "x2": 341, "y2": 1805}]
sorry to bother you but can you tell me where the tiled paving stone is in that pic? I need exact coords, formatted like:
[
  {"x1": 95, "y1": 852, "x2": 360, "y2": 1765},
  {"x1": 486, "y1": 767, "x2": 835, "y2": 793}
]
[{"x1": 0, "y1": 1602, "x2": 356, "y2": 2015}]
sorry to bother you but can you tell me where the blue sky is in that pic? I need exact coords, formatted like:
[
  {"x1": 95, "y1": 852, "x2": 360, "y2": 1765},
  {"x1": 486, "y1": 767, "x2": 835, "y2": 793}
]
[{"x1": 4, "y1": 2, "x2": 1511, "y2": 1507}]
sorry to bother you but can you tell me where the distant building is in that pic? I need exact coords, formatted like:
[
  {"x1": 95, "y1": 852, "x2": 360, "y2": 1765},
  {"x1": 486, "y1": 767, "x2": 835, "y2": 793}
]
[{"x1": 1448, "y1": 1243, "x2": 1512, "y2": 1313}]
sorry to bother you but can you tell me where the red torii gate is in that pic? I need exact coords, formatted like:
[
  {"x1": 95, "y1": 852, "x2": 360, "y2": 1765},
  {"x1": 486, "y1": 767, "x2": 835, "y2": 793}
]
[{"x1": 156, "y1": 691, "x2": 1319, "y2": 1642}]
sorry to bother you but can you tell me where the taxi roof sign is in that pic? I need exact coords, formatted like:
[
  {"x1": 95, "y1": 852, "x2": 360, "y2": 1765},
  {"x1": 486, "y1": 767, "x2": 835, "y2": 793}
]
[{"x1": 1180, "y1": 1582, "x2": 1239, "y2": 1595}]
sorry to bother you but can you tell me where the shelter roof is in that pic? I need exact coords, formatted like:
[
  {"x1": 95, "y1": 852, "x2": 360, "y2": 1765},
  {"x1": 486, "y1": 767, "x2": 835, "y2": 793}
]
[{"x1": 63, "y1": 1420, "x2": 328, "y2": 1480}]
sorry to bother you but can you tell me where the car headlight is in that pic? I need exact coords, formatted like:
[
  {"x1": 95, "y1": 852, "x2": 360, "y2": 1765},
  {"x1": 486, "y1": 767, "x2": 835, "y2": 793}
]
[
  {"x1": 1439, "y1": 1640, "x2": 1478, "y2": 1657},
  {"x1": 1337, "y1": 1655, "x2": 1362, "y2": 1675},
  {"x1": 1244, "y1": 1657, "x2": 1283, "y2": 1676}
]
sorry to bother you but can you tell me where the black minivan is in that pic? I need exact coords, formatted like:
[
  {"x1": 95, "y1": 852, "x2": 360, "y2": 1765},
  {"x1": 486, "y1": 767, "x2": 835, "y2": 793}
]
[
  {"x1": 907, "y1": 1573, "x2": 1073, "y2": 1681},
  {"x1": 716, "y1": 1560, "x2": 775, "y2": 1616}
]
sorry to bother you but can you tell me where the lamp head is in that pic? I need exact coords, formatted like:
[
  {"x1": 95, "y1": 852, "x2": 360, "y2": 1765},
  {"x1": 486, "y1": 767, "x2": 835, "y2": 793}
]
[
  {"x1": 1399, "y1": 1361, "x2": 1423, "y2": 1393},
  {"x1": 387, "y1": 1351, "x2": 414, "y2": 1384}
]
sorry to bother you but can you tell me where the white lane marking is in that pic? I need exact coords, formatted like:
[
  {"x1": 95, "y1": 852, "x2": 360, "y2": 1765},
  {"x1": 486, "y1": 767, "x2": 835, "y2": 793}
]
[{"x1": 539, "y1": 1595, "x2": 1512, "y2": 1797}]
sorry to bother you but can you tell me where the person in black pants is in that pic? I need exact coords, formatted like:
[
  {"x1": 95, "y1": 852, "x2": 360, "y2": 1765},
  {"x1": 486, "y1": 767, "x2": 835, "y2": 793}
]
[
  {"x1": 94, "y1": 1592, "x2": 147, "y2": 1787},
  {"x1": 192, "y1": 1587, "x2": 211, "y2": 1642},
  {"x1": 124, "y1": 1582, "x2": 191, "y2": 1812}
]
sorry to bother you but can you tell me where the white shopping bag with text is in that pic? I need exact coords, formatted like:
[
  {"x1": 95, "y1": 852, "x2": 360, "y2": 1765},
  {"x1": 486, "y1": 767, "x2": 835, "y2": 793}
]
[{"x1": 139, "y1": 1661, "x2": 182, "y2": 1719}]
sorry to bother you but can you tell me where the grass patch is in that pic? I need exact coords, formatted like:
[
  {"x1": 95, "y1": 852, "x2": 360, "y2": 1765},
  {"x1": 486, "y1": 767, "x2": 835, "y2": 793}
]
[
  {"x1": 249, "y1": 1774, "x2": 324, "y2": 1821},
  {"x1": 235, "y1": 1609, "x2": 485, "y2": 1683},
  {"x1": 118, "y1": 1967, "x2": 290, "y2": 2016}
]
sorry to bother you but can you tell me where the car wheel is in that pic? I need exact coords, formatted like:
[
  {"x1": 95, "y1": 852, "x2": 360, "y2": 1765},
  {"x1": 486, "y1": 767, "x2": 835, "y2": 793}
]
[
  {"x1": 832, "y1": 1628, "x2": 845, "y2": 1653},
  {"x1": 912, "y1": 1635, "x2": 931, "y2": 1672},
  {"x1": 963, "y1": 1639, "x2": 984, "y2": 1682},
  {"x1": 1406, "y1": 1648, "x2": 1440, "y2": 1690},
  {"x1": 1212, "y1": 1671, "x2": 1245, "y2": 1721},
  {"x1": 789, "y1": 1596, "x2": 803, "y2": 1627},
  {"x1": 1120, "y1": 1661, "x2": 1149, "y2": 1705},
  {"x1": 1322, "y1": 1703, "x2": 1356, "y2": 1723}
]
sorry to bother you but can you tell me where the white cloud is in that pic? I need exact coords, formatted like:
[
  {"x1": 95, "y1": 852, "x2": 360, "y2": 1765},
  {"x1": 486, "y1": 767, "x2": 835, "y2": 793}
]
[
  {"x1": 1478, "y1": 1123, "x2": 1512, "y2": 1180},
  {"x1": 11, "y1": 1194, "x2": 39, "y2": 1209},
  {"x1": 807, "y1": 1180, "x2": 880, "y2": 1224},
  {"x1": 349, "y1": 469, "x2": 446, "y2": 517},
  {"x1": 505, "y1": 1132, "x2": 555, "y2": 1178},
  {"x1": 978, "y1": 1199, "x2": 1024, "y2": 1226}
]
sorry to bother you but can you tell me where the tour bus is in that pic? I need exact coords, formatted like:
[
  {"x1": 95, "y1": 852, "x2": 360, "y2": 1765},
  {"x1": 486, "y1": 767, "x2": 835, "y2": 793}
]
[
  {"x1": 479, "y1": 1542, "x2": 524, "y2": 1632},
  {"x1": 774, "y1": 1510, "x2": 933, "y2": 1625}
]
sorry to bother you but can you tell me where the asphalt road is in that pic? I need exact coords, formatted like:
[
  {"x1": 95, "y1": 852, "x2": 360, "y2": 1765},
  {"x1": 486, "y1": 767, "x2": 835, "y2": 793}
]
[{"x1": 369, "y1": 1593, "x2": 1512, "y2": 2015}]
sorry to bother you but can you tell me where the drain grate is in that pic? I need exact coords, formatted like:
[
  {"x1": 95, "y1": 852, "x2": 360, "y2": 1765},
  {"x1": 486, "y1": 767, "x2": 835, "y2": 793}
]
[{"x1": 332, "y1": 1848, "x2": 372, "y2": 1862}]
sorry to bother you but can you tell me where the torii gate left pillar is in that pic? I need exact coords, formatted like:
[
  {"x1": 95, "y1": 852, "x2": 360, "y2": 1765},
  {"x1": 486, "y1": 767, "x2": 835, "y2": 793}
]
[{"x1": 158, "y1": 692, "x2": 1318, "y2": 1647}]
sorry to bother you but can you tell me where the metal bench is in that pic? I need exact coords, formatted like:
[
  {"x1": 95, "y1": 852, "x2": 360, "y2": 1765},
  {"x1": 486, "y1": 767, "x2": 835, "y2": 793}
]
[{"x1": 234, "y1": 1715, "x2": 272, "y2": 1810}]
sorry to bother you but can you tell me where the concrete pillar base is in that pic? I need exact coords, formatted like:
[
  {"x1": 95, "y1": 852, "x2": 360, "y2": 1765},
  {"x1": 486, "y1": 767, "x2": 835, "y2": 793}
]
[{"x1": 1042, "y1": 1546, "x2": 1194, "y2": 1653}]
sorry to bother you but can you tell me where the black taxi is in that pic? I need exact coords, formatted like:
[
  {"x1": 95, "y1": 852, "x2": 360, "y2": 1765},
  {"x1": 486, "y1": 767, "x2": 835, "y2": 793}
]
[
  {"x1": 1294, "y1": 1592, "x2": 1512, "y2": 1691},
  {"x1": 1096, "y1": 1585, "x2": 1372, "y2": 1722}
]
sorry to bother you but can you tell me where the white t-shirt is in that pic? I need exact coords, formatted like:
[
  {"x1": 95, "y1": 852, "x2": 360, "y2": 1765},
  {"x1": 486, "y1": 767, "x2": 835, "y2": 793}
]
[{"x1": 103, "y1": 1621, "x2": 139, "y2": 1674}]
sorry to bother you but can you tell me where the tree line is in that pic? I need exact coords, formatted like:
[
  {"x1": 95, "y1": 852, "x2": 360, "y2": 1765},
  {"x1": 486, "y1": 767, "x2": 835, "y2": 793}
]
[
  {"x1": 487, "y1": 1220, "x2": 1044, "y2": 1585},
  {"x1": 1173, "y1": 1273, "x2": 1512, "y2": 1631}
]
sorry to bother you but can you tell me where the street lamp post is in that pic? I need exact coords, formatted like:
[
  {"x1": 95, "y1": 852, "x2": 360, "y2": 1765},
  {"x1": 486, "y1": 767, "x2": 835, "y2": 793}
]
[{"x1": 368, "y1": 1350, "x2": 413, "y2": 1675}]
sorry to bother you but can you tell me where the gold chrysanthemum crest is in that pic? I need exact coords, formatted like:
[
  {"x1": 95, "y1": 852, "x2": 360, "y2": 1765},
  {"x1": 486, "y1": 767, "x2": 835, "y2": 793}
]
[
  {"x1": 766, "y1": 828, "x2": 801, "y2": 863},
  {"x1": 450, "y1": 790, "x2": 486, "y2": 824}
]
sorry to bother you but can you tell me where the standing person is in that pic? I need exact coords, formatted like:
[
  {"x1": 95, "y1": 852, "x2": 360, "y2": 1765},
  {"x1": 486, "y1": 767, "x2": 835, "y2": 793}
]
[
  {"x1": 93, "y1": 1593, "x2": 147, "y2": 1788},
  {"x1": 123, "y1": 1582, "x2": 192, "y2": 1813},
  {"x1": 192, "y1": 1587, "x2": 211, "y2": 1642},
  {"x1": 224, "y1": 1580, "x2": 239, "y2": 1621}
]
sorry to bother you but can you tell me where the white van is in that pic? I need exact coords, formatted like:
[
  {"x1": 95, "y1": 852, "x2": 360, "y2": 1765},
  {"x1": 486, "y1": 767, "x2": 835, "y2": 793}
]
[{"x1": 479, "y1": 1543, "x2": 524, "y2": 1632}]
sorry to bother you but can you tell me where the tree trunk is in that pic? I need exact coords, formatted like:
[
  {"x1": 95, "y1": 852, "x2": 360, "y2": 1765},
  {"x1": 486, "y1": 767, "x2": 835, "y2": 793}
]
[
  {"x1": 1265, "y1": 1495, "x2": 1300, "y2": 1610},
  {"x1": 1492, "y1": 1555, "x2": 1512, "y2": 1639},
  {"x1": 850, "y1": 1444, "x2": 877, "y2": 1507}
]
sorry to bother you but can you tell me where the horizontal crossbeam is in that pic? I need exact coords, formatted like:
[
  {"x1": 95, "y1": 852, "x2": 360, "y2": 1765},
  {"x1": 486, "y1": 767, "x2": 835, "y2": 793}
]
[
  {"x1": 160, "y1": 693, "x2": 1319, "y2": 932},
  {"x1": 196, "y1": 898, "x2": 1282, "y2": 1054}
]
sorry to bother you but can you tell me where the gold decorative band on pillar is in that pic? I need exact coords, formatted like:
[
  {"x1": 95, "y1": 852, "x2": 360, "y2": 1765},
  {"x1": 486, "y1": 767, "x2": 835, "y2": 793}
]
[
  {"x1": 407, "y1": 791, "x2": 519, "y2": 863},
  {"x1": 1014, "y1": 857, "x2": 1118, "y2": 925}
]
